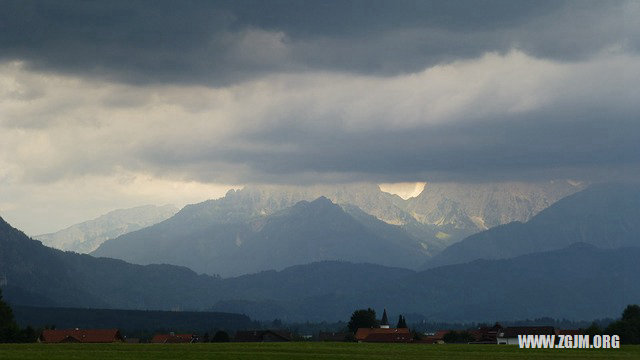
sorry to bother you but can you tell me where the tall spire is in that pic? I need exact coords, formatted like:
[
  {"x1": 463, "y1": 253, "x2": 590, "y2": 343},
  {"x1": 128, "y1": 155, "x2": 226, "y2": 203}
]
[{"x1": 380, "y1": 309, "x2": 389, "y2": 328}]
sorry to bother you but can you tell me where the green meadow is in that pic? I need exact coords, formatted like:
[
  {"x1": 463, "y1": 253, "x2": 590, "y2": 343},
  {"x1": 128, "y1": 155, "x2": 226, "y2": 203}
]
[{"x1": 1, "y1": 343, "x2": 638, "y2": 360}]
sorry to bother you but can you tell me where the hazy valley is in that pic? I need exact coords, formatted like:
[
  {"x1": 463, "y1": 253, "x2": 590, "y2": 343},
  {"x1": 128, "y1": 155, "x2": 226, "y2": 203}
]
[{"x1": 2, "y1": 181, "x2": 638, "y2": 323}]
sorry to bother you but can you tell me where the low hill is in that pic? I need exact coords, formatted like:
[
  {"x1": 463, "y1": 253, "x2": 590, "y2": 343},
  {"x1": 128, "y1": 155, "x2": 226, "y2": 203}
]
[
  {"x1": 1, "y1": 214, "x2": 414, "y2": 314},
  {"x1": 0, "y1": 215, "x2": 221, "y2": 310},
  {"x1": 212, "y1": 244, "x2": 640, "y2": 322}
]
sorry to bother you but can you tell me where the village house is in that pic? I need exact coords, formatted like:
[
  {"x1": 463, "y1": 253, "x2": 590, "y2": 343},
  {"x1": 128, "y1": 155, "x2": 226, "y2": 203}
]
[
  {"x1": 417, "y1": 330, "x2": 448, "y2": 344},
  {"x1": 355, "y1": 309, "x2": 413, "y2": 343},
  {"x1": 39, "y1": 329, "x2": 123, "y2": 343},
  {"x1": 355, "y1": 328, "x2": 412, "y2": 343},
  {"x1": 468, "y1": 323, "x2": 504, "y2": 344}
]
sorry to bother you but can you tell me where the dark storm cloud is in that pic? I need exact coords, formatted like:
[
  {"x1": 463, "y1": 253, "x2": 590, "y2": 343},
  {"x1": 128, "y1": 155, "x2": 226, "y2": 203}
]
[
  {"x1": 137, "y1": 116, "x2": 640, "y2": 184},
  {"x1": 1, "y1": 1, "x2": 639, "y2": 187},
  {"x1": 1, "y1": 0, "x2": 633, "y2": 85}
]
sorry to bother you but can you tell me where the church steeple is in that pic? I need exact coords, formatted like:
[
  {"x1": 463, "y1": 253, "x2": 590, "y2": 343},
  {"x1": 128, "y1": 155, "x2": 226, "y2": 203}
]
[{"x1": 380, "y1": 309, "x2": 389, "y2": 328}]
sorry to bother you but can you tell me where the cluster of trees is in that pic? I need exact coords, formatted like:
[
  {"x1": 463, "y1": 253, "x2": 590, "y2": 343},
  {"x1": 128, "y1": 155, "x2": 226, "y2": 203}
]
[
  {"x1": 347, "y1": 308, "x2": 379, "y2": 332},
  {"x1": 347, "y1": 309, "x2": 408, "y2": 331},
  {"x1": 0, "y1": 290, "x2": 37, "y2": 343},
  {"x1": 442, "y1": 330, "x2": 475, "y2": 343},
  {"x1": 201, "y1": 330, "x2": 230, "y2": 342},
  {"x1": 396, "y1": 315, "x2": 408, "y2": 328},
  {"x1": 585, "y1": 305, "x2": 640, "y2": 344}
]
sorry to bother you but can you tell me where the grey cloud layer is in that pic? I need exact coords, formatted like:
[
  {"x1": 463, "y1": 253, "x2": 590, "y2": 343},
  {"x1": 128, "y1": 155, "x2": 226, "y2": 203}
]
[
  {"x1": 4, "y1": 51, "x2": 635, "y2": 185},
  {"x1": 0, "y1": 1, "x2": 639, "y2": 187},
  {"x1": 1, "y1": 1, "x2": 636, "y2": 85}
]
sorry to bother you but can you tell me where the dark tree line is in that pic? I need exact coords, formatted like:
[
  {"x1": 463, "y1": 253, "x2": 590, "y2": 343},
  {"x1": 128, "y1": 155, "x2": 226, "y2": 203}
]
[
  {"x1": 442, "y1": 330, "x2": 475, "y2": 343},
  {"x1": 347, "y1": 308, "x2": 410, "y2": 332},
  {"x1": 0, "y1": 290, "x2": 37, "y2": 343},
  {"x1": 585, "y1": 304, "x2": 640, "y2": 344}
]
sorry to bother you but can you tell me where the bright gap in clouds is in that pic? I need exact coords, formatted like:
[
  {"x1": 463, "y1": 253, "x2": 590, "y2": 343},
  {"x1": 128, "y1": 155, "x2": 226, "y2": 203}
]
[{"x1": 378, "y1": 182, "x2": 426, "y2": 200}]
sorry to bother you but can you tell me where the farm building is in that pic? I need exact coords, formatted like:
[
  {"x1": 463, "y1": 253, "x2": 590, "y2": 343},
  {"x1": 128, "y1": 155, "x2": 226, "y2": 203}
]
[
  {"x1": 39, "y1": 329, "x2": 123, "y2": 343},
  {"x1": 355, "y1": 328, "x2": 412, "y2": 343}
]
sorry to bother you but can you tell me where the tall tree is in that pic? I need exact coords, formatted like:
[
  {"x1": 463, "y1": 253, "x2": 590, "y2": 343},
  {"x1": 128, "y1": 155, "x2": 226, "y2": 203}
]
[
  {"x1": 606, "y1": 304, "x2": 640, "y2": 344},
  {"x1": 348, "y1": 308, "x2": 378, "y2": 333},
  {"x1": 396, "y1": 315, "x2": 408, "y2": 328},
  {"x1": 0, "y1": 289, "x2": 20, "y2": 342},
  {"x1": 583, "y1": 322, "x2": 602, "y2": 337},
  {"x1": 212, "y1": 330, "x2": 230, "y2": 342}
]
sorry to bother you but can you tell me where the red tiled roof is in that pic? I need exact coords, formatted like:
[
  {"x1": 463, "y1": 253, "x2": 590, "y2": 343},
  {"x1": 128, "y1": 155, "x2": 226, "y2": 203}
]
[
  {"x1": 355, "y1": 328, "x2": 412, "y2": 343},
  {"x1": 40, "y1": 329, "x2": 122, "y2": 343},
  {"x1": 150, "y1": 334, "x2": 193, "y2": 343},
  {"x1": 469, "y1": 324, "x2": 503, "y2": 342}
]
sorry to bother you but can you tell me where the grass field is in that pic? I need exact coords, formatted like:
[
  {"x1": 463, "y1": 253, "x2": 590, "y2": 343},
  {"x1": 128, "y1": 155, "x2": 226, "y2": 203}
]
[{"x1": 1, "y1": 343, "x2": 639, "y2": 360}]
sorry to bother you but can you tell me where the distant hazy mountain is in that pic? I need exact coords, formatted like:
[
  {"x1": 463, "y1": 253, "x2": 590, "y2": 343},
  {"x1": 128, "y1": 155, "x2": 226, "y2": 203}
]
[
  {"x1": 35, "y1": 205, "x2": 178, "y2": 253},
  {"x1": 140, "y1": 181, "x2": 580, "y2": 253},
  {"x1": 426, "y1": 183, "x2": 640, "y2": 268},
  {"x1": 4, "y1": 215, "x2": 640, "y2": 323},
  {"x1": 224, "y1": 183, "x2": 413, "y2": 226},
  {"x1": 93, "y1": 197, "x2": 430, "y2": 277}
]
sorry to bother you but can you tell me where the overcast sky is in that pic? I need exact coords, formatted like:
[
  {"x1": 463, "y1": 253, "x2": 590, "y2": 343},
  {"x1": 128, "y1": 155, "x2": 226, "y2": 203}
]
[{"x1": 1, "y1": 0, "x2": 639, "y2": 234}]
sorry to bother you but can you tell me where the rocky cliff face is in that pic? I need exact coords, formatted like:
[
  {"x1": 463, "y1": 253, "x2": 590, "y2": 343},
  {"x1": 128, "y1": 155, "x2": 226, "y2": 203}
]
[
  {"x1": 403, "y1": 180, "x2": 584, "y2": 231},
  {"x1": 183, "y1": 180, "x2": 582, "y2": 233},
  {"x1": 425, "y1": 182, "x2": 640, "y2": 268}
]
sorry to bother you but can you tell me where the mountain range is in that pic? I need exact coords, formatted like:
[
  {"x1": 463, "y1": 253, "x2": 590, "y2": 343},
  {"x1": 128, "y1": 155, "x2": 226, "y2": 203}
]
[
  {"x1": 228, "y1": 181, "x2": 583, "y2": 233},
  {"x1": 35, "y1": 204, "x2": 178, "y2": 253},
  {"x1": 2, "y1": 212, "x2": 640, "y2": 322},
  {"x1": 92, "y1": 197, "x2": 429, "y2": 277},
  {"x1": 91, "y1": 180, "x2": 582, "y2": 276}
]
